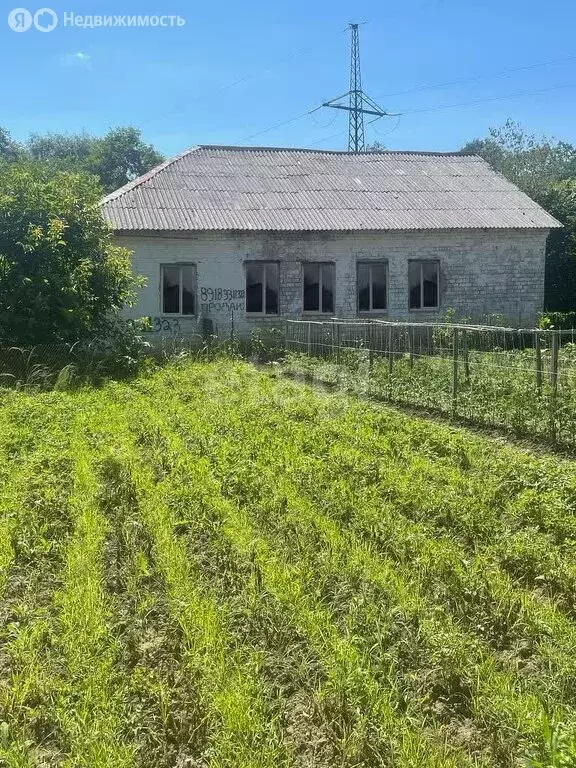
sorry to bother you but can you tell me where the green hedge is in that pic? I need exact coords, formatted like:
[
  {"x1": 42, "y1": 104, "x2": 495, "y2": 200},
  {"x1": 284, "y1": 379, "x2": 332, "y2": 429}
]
[{"x1": 539, "y1": 311, "x2": 576, "y2": 329}]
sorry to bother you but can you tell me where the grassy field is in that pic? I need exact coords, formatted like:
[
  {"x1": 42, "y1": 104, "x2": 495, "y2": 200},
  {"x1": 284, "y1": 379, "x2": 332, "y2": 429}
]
[{"x1": 1, "y1": 359, "x2": 576, "y2": 767}]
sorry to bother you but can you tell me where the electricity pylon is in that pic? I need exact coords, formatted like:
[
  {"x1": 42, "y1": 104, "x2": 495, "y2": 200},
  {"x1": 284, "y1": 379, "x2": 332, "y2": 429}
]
[{"x1": 323, "y1": 23, "x2": 395, "y2": 152}]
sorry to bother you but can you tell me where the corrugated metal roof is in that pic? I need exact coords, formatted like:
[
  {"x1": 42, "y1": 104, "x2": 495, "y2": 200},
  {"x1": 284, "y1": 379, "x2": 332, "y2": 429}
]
[{"x1": 100, "y1": 145, "x2": 561, "y2": 232}]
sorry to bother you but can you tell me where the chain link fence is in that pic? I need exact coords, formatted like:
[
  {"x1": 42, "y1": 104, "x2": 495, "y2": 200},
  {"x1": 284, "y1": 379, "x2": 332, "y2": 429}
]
[{"x1": 284, "y1": 319, "x2": 576, "y2": 447}]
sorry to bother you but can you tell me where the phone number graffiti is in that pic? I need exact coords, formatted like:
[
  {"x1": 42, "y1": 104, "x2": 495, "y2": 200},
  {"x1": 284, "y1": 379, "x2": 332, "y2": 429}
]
[{"x1": 200, "y1": 288, "x2": 245, "y2": 302}]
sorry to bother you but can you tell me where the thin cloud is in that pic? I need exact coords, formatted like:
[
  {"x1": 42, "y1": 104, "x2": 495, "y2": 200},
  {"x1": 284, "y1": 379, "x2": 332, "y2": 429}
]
[{"x1": 61, "y1": 51, "x2": 92, "y2": 69}]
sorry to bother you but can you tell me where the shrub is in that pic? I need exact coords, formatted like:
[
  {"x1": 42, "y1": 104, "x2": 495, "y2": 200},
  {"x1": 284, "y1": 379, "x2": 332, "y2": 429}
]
[
  {"x1": 0, "y1": 161, "x2": 143, "y2": 345},
  {"x1": 539, "y1": 312, "x2": 576, "y2": 330}
]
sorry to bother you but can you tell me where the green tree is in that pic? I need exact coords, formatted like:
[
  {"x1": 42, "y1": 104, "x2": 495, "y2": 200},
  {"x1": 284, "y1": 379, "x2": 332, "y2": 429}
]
[
  {"x1": 365, "y1": 140, "x2": 387, "y2": 152},
  {"x1": 462, "y1": 120, "x2": 576, "y2": 198},
  {"x1": 539, "y1": 180, "x2": 576, "y2": 311},
  {"x1": 21, "y1": 126, "x2": 164, "y2": 193},
  {"x1": 85, "y1": 126, "x2": 164, "y2": 193},
  {"x1": 26, "y1": 130, "x2": 94, "y2": 168},
  {"x1": 0, "y1": 162, "x2": 142, "y2": 345},
  {"x1": 463, "y1": 121, "x2": 576, "y2": 310},
  {"x1": 0, "y1": 128, "x2": 21, "y2": 162}
]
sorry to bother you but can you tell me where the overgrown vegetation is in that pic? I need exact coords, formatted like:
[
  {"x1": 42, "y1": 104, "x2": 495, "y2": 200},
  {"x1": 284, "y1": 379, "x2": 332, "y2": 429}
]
[
  {"x1": 1, "y1": 359, "x2": 576, "y2": 766},
  {"x1": 0, "y1": 161, "x2": 143, "y2": 346},
  {"x1": 284, "y1": 339, "x2": 576, "y2": 448}
]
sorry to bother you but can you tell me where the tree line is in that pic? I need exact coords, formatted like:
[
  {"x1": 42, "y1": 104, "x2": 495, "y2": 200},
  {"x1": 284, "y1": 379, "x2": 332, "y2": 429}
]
[{"x1": 0, "y1": 125, "x2": 163, "y2": 194}]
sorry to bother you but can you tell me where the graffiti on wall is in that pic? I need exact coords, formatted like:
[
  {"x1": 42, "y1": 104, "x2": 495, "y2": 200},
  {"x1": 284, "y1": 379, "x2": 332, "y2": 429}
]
[
  {"x1": 151, "y1": 317, "x2": 181, "y2": 333},
  {"x1": 150, "y1": 287, "x2": 246, "y2": 331},
  {"x1": 200, "y1": 287, "x2": 245, "y2": 314}
]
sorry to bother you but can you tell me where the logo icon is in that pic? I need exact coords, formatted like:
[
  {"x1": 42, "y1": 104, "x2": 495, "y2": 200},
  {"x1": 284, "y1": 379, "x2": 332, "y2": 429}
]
[
  {"x1": 34, "y1": 7, "x2": 57, "y2": 31},
  {"x1": 8, "y1": 7, "x2": 32, "y2": 31}
]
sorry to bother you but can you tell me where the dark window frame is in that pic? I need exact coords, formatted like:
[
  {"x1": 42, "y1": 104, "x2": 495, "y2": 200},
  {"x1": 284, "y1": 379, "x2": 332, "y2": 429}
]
[
  {"x1": 160, "y1": 263, "x2": 197, "y2": 315},
  {"x1": 245, "y1": 261, "x2": 280, "y2": 315},
  {"x1": 408, "y1": 259, "x2": 440, "y2": 310},
  {"x1": 302, "y1": 261, "x2": 335, "y2": 314},
  {"x1": 357, "y1": 261, "x2": 388, "y2": 313}
]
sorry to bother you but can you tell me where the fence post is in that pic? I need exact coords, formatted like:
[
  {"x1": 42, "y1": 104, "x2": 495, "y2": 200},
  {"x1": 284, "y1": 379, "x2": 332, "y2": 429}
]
[
  {"x1": 307, "y1": 321, "x2": 312, "y2": 356},
  {"x1": 534, "y1": 330, "x2": 542, "y2": 394},
  {"x1": 388, "y1": 325, "x2": 394, "y2": 376},
  {"x1": 335, "y1": 321, "x2": 341, "y2": 362},
  {"x1": 330, "y1": 319, "x2": 335, "y2": 359},
  {"x1": 550, "y1": 330, "x2": 559, "y2": 392},
  {"x1": 408, "y1": 326, "x2": 414, "y2": 369},
  {"x1": 462, "y1": 328, "x2": 470, "y2": 383},
  {"x1": 549, "y1": 330, "x2": 559, "y2": 443},
  {"x1": 452, "y1": 327, "x2": 459, "y2": 416},
  {"x1": 369, "y1": 322, "x2": 374, "y2": 371}
]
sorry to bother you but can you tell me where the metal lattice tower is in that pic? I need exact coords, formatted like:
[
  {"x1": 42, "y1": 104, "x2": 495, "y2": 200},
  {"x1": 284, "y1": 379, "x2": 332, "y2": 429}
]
[
  {"x1": 348, "y1": 24, "x2": 364, "y2": 152},
  {"x1": 323, "y1": 23, "x2": 396, "y2": 152}
]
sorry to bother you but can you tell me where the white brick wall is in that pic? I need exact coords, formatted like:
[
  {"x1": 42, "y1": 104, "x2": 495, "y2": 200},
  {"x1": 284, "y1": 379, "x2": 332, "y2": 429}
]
[{"x1": 116, "y1": 228, "x2": 548, "y2": 337}]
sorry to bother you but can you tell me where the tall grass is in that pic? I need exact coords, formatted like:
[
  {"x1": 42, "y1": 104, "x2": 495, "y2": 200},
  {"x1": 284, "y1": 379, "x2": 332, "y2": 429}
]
[
  {"x1": 123, "y1": 438, "x2": 291, "y2": 767},
  {"x1": 1, "y1": 360, "x2": 576, "y2": 766},
  {"x1": 54, "y1": 441, "x2": 136, "y2": 768}
]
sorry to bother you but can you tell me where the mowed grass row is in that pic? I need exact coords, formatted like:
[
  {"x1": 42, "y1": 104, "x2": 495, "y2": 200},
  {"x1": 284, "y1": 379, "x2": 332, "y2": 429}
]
[
  {"x1": 0, "y1": 397, "x2": 81, "y2": 767},
  {"x1": 125, "y1": 364, "x2": 570, "y2": 760},
  {"x1": 0, "y1": 400, "x2": 146, "y2": 768},
  {"x1": 54, "y1": 440, "x2": 135, "y2": 768},
  {"x1": 128, "y1": 361, "x2": 576, "y2": 765},
  {"x1": 1, "y1": 360, "x2": 576, "y2": 764},
  {"x1": 0, "y1": 393, "x2": 292, "y2": 767},
  {"x1": 124, "y1": 446, "x2": 291, "y2": 766},
  {"x1": 121, "y1": 398, "x2": 471, "y2": 767}
]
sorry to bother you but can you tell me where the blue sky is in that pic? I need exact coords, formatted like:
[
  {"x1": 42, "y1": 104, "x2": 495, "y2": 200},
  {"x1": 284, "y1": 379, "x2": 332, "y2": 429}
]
[{"x1": 1, "y1": 0, "x2": 576, "y2": 157}]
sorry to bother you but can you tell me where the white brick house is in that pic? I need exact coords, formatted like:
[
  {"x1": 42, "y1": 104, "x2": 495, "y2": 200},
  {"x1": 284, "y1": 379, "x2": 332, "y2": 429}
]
[{"x1": 100, "y1": 146, "x2": 560, "y2": 336}]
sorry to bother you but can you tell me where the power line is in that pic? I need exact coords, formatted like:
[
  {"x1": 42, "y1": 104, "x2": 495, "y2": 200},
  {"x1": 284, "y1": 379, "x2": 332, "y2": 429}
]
[
  {"x1": 310, "y1": 110, "x2": 339, "y2": 130},
  {"x1": 373, "y1": 53, "x2": 576, "y2": 100},
  {"x1": 136, "y1": 30, "x2": 342, "y2": 132},
  {"x1": 236, "y1": 106, "x2": 322, "y2": 144},
  {"x1": 233, "y1": 80, "x2": 575, "y2": 152},
  {"x1": 214, "y1": 38, "x2": 575, "y2": 151},
  {"x1": 399, "y1": 82, "x2": 576, "y2": 115},
  {"x1": 243, "y1": 82, "x2": 574, "y2": 151},
  {"x1": 307, "y1": 113, "x2": 401, "y2": 150},
  {"x1": 307, "y1": 129, "x2": 348, "y2": 148},
  {"x1": 216, "y1": 44, "x2": 320, "y2": 94}
]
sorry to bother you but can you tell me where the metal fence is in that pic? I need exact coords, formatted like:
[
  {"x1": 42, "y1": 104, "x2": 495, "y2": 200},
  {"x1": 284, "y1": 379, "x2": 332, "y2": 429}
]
[
  {"x1": 5, "y1": 321, "x2": 576, "y2": 447},
  {"x1": 285, "y1": 319, "x2": 576, "y2": 447}
]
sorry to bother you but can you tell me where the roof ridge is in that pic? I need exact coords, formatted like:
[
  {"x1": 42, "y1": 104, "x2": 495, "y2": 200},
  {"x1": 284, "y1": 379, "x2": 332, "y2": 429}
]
[
  {"x1": 99, "y1": 146, "x2": 202, "y2": 206},
  {"x1": 197, "y1": 144, "x2": 472, "y2": 157}
]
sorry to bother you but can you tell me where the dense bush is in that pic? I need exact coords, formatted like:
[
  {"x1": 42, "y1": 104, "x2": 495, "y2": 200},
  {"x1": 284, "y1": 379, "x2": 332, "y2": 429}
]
[
  {"x1": 0, "y1": 162, "x2": 143, "y2": 346},
  {"x1": 539, "y1": 311, "x2": 576, "y2": 329}
]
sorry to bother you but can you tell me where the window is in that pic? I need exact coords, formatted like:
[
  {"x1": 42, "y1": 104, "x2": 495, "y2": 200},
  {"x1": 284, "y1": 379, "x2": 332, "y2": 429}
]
[
  {"x1": 303, "y1": 262, "x2": 335, "y2": 313},
  {"x1": 161, "y1": 264, "x2": 196, "y2": 315},
  {"x1": 245, "y1": 262, "x2": 279, "y2": 314},
  {"x1": 409, "y1": 260, "x2": 439, "y2": 309},
  {"x1": 357, "y1": 262, "x2": 387, "y2": 312}
]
